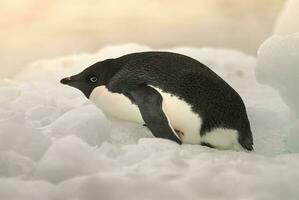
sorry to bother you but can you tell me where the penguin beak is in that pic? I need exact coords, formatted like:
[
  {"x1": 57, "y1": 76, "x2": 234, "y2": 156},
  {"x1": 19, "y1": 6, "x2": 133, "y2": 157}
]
[
  {"x1": 60, "y1": 74, "x2": 92, "y2": 98},
  {"x1": 60, "y1": 77, "x2": 72, "y2": 85}
]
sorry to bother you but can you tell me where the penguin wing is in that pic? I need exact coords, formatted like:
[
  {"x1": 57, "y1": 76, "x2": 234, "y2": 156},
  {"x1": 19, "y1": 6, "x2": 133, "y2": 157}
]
[
  {"x1": 106, "y1": 68, "x2": 181, "y2": 144},
  {"x1": 126, "y1": 84, "x2": 182, "y2": 144}
]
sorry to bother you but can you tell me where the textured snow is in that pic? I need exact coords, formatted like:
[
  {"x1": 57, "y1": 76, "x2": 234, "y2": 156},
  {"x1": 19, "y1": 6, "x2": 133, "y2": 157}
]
[
  {"x1": 257, "y1": 33, "x2": 299, "y2": 116},
  {"x1": 0, "y1": 44, "x2": 298, "y2": 200},
  {"x1": 257, "y1": 33, "x2": 299, "y2": 153}
]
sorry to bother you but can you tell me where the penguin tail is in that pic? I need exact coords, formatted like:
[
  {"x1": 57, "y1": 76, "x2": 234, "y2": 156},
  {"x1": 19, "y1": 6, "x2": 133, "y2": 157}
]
[{"x1": 239, "y1": 130, "x2": 254, "y2": 151}]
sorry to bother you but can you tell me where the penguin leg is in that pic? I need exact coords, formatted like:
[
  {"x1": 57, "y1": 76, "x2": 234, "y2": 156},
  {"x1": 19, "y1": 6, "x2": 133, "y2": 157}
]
[{"x1": 127, "y1": 84, "x2": 182, "y2": 144}]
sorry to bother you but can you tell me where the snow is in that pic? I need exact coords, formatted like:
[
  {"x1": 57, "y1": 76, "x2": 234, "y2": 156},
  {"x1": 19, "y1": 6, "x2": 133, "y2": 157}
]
[
  {"x1": 0, "y1": 43, "x2": 298, "y2": 200},
  {"x1": 257, "y1": 33, "x2": 299, "y2": 153},
  {"x1": 257, "y1": 33, "x2": 299, "y2": 117}
]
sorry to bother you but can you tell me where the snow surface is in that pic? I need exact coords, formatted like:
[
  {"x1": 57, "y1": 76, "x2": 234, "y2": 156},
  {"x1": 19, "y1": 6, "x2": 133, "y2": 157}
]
[
  {"x1": 257, "y1": 33, "x2": 299, "y2": 153},
  {"x1": 257, "y1": 33, "x2": 299, "y2": 117},
  {"x1": 0, "y1": 43, "x2": 298, "y2": 200}
]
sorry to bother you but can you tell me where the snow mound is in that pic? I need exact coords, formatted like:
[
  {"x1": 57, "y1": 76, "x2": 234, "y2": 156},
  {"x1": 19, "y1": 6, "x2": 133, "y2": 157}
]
[
  {"x1": 0, "y1": 44, "x2": 298, "y2": 200},
  {"x1": 257, "y1": 33, "x2": 299, "y2": 116},
  {"x1": 257, "y1": 33, "x2": 299, "y2": 153}
]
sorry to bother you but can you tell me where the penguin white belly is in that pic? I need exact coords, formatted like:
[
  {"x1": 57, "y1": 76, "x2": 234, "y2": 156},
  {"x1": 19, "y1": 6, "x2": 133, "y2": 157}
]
[
  {"x1": 150, "y1": 86, "x2": 202, "y2": 144},
  {"x1": 89, "y1": 85, "x2": 242, "y2": 150},
  {"x1": 89, "y1": 86, "x2": 143, "y2": 123}
]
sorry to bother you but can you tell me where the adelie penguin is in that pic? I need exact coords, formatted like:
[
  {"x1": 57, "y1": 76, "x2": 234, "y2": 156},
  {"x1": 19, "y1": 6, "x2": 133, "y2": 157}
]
[{"x1": 61, "y1": 51, "x2": 254, "y2": 151}]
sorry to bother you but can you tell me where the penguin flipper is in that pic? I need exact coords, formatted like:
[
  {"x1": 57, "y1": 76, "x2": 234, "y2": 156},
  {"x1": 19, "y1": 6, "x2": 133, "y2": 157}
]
[{"x1": 127, "y1": 84, "x2": 182, "y2": 144}]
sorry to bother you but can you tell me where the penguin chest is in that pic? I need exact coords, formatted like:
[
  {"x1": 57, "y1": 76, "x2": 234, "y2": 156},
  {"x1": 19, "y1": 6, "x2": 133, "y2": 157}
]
[
  {"x1": 89, "y1": 86, "x2": 144, "y2": 123},
  {"x1": 89, "y1": 85, "x2": 202, "y2": 144}
]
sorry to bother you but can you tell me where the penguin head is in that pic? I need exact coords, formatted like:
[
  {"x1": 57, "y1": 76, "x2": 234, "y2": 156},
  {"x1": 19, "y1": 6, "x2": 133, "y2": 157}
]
[{"x1": 60, "y1": 59, "x2": 115, "y2": 98}]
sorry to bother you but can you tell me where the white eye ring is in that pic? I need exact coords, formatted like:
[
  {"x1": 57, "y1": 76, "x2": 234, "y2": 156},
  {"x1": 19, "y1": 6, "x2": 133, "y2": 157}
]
[{"x1": 90, "y1": 77, "x2": 98, "y2": 83}]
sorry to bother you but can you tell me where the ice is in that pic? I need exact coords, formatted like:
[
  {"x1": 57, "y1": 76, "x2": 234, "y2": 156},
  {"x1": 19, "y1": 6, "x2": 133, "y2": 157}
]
[
  {"x1": 2, "y1": 144, "x2": 299, "y2": 200},
  {"x1": 0, "y1": 151, "x2": 35, "y2": 178},
  {"x1": 0, "y1": 44, "x2": 298, "y2": 199},
  {"x1": 257, "y1": 34, "x2": 299, "y2": 153},
  {"x1": 34, "y1": 135, "x2": 116, "y2": 183},
  {"x1": 285, "y1": 121, "x2": 299, "y2": 152},
  {"x1": 257, "y1": 33, "x2": 299, "y2": 117},
  {"x1": 0, "y1": 120, "x2": 51, "y2": 161},
  {"x1": 49, "y1": 105, "x2": 112, "y2": 146}
]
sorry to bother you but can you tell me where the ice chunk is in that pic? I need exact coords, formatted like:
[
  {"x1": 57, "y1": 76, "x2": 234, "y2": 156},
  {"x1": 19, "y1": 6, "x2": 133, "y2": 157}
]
[
  {"x1": 34, "y1": 135, "x2": 115, "y2": 183},
  {"x1": 108, "y1": 120, "x2": 152, "y2": 145},
  {"x1": 257, "y1": 33, "x2": 299, "y2": 117},
  {"x1": 0, "y1": 151, "x2": 35, "y2": 178},
  {"x1": 49, "y1": 105, "x2": 112, "y2": 146},
  {"x1": 0, "y1": 120, "x2": 51, "y2": 161},
  {"x1": 248, "y1": 107, "x2": 291, "y2": 155},
  {"x1": 285, "y1": 120, "x2": 299, "y2": 153},
  {"x1": 257, "y1": 34, "x2": 299, "y2": 153}
]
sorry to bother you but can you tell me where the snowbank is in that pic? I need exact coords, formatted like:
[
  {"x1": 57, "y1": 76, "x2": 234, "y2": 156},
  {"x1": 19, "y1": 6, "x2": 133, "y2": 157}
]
[
  {"x1": 257, "y1": 33, "x2": 299, "y2": 153},
  {"x1": 0, "y1": 44, "x2": 298, "y2": 200},
  {"x1": 257, "y1": 33, "x2": 299, "y2": 117}
]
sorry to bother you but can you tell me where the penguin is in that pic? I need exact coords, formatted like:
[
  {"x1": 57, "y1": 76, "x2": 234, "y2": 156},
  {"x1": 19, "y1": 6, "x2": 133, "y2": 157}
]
[{"x1": 61, "y1": 51, "x2": 253, "y2": 151}]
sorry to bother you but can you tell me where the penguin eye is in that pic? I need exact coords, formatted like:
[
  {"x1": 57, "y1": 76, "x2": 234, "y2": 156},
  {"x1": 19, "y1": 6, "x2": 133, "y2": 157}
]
[{"x1": 89, "y1": 76, "x2": 98, "y2": 83}]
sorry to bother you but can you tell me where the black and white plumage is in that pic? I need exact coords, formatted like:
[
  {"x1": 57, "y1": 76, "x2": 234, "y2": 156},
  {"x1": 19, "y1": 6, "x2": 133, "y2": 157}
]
[{"x1": 61, "y1": 51, "x2": 254, "y2": 151}]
